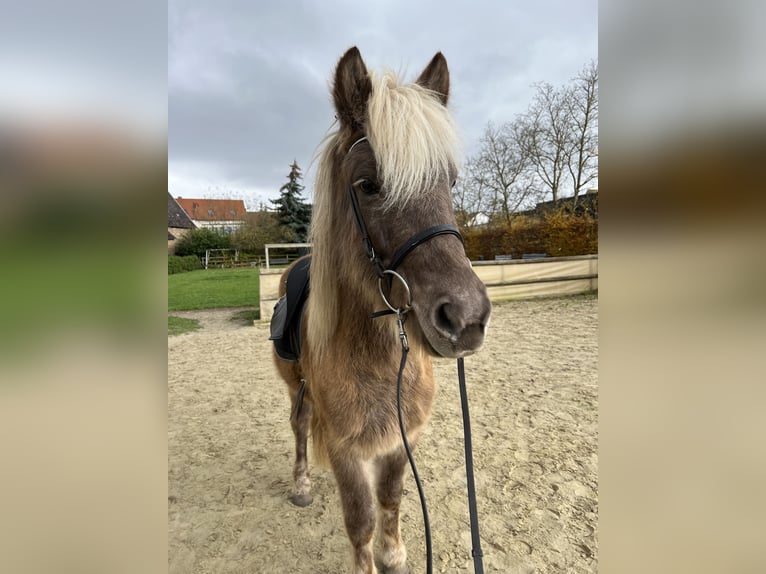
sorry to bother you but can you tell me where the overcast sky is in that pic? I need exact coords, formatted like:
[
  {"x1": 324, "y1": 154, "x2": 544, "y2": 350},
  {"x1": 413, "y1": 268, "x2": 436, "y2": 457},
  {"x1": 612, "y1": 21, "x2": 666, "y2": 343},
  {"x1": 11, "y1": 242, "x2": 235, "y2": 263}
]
[{"x1": 169, "y1": 0, "x2": 597, "y2": 209}]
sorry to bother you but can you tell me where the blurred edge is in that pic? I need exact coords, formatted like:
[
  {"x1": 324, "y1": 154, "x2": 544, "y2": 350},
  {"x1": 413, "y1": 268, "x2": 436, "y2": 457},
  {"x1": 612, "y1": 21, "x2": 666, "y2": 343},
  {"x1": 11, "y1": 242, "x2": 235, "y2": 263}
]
[
  {"x1": 0, "y1": 124, "x2": 168, "y2": 574},
  {"x1": 601, "y1": 0, "x2": 766, "y2": 573},
  {"x1": 0, "y1": 2, "x2": 167, "y2": 573},
  {"x1": 1, "y1": 0, "x2": 765, "y2": 573}
]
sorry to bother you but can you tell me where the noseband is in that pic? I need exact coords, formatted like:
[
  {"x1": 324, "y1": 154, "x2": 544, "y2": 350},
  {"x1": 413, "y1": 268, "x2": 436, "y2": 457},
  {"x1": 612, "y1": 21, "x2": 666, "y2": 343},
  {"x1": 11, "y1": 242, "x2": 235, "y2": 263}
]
[{"x1": 346, "y1": 136, "x2": 463, "y2": 314}]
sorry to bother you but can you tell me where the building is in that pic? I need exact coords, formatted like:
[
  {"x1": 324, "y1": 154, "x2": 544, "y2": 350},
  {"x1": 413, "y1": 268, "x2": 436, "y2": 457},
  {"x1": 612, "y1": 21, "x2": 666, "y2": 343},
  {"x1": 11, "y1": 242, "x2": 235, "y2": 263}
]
[
  {"x1": 168, "y1": 192, "x2": 197, "y2": 252},
  {"x1": 521, "y1": 188, "x2": 599, "y2": 219},
  {"x1": 174, "y1": 197, "x2": 247, "y2": 234}
]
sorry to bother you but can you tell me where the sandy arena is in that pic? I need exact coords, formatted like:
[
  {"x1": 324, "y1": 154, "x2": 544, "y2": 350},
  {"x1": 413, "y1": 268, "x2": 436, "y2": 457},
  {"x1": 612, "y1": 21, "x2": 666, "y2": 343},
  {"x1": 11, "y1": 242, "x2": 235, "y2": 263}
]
[{"x1": 169, "y1": 295, "x2": 598, "y2": 573}]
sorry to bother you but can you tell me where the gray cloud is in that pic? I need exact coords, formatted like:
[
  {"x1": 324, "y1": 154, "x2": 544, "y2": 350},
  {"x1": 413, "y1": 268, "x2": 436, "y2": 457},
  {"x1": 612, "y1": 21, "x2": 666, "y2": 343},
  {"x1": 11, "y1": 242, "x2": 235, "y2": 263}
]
[{"x1": 168, "y1": 0, "x2": 597, "y2": 207}]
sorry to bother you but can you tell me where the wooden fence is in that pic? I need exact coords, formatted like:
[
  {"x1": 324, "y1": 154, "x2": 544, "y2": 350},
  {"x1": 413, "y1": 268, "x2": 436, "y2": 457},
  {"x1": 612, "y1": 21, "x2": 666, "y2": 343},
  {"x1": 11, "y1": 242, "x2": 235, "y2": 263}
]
[{"x1": 471, "y1": 254, "x2": 597, "y2": 301}]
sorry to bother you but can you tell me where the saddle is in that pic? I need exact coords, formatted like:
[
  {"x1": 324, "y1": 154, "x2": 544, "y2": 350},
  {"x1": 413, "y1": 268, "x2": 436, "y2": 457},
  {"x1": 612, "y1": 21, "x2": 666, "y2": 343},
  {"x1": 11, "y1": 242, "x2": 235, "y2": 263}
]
[{"x1": 269, "y1": 256, "x2": 311, "y2": 362}]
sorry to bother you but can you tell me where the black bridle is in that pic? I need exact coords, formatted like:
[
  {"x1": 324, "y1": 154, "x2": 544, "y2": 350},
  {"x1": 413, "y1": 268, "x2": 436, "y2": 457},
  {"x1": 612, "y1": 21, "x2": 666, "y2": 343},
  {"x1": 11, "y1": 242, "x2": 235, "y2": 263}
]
[
  {"x1": 346, "y1": 154, "x2": 463, "y2": 303},
  {"x1": 346, "y1": 136, "x2": 485, "y2": 574},
  {"x1": 346, "y1": 136, "x2": 463, "y2": 321}
]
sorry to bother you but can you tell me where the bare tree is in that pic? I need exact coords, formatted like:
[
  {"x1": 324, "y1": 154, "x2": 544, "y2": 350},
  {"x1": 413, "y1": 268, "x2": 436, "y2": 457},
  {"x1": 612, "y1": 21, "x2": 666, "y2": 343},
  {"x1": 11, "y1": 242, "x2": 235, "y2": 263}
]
[
  {"x1": 464, "y1": 120, "x2": 539, "y2": 224},
  {"x1": 565, "y1": 60, "x2": 598, "y2": 205},
  {"x1": 456, "y1": 58, "x2": 598, "y2": 219},
  {"x1": 524, "y1": 82, "x2": 572, "y2": 204},
  {"x1": 452, "y1": 157, "x2": 489, "y2": 227}
]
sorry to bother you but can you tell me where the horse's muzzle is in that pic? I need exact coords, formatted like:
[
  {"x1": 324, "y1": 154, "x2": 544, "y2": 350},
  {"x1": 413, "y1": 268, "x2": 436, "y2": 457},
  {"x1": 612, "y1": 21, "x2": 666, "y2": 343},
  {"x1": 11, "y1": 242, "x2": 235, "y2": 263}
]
[{"x1": 417, "y1": 283, "x2": 491, "y2": 358}]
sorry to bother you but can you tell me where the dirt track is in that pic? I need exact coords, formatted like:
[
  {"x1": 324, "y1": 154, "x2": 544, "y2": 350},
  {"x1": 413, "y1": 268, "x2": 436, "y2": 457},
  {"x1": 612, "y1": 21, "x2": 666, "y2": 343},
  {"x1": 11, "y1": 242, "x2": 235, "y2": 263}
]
[{"x1": 168, "y1": 295, "x2": 598, "y2": 573}]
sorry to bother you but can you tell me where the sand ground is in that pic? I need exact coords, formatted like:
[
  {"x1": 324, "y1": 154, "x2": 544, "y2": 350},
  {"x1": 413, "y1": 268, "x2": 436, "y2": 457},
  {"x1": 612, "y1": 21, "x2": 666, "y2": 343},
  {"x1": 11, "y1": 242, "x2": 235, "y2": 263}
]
[{"x1": 168, "y1": 295, "x2": 598, "y2": 573}]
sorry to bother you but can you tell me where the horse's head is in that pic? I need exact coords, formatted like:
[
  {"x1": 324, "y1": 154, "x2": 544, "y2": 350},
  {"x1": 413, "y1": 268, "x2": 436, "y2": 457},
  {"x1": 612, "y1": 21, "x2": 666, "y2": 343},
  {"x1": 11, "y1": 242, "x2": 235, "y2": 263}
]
[{"x1": 329, "y1": 47, "x2": 491, "y2": 358}]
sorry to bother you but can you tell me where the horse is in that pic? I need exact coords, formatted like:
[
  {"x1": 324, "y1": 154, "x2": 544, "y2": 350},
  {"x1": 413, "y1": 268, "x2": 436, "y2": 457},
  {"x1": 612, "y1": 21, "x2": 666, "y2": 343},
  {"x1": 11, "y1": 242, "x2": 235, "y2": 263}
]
[{"x1": 272, "y1": 46, "x2": 491, "y2": 574}]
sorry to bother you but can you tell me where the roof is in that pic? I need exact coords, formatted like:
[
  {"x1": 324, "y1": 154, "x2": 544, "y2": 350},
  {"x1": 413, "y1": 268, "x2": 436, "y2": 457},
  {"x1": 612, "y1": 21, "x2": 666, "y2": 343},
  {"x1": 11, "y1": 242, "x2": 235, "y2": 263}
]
[
  {"x1": 175, "y1": 197, "x2": 247, "y2": 222},
  {"x1": 515, "y1": 190, "x2": 599, "y2": 219},
  {"x1": 168, "y1": 192, "x2": 196, "y2": 229},
  {"x1": 535, "y1": 190, "x2": 598, "y2": 217}
]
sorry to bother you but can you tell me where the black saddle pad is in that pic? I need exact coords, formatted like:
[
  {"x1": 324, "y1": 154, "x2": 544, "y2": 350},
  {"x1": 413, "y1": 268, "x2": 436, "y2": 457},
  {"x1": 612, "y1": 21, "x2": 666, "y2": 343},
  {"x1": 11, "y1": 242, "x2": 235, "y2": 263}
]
[{"x1": 269, "y1": 256, "x2": 310, "y2": 362}]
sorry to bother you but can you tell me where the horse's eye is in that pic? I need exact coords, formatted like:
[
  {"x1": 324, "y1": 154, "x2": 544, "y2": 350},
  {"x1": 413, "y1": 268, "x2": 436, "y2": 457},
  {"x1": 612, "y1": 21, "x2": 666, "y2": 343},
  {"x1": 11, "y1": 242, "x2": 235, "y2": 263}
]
[
  {"x1": 356, "y1": 179, "x2": 379, "y2": 195},
  {"x1": 451, "y1": 179, "x2": 457, "y2": 189}
]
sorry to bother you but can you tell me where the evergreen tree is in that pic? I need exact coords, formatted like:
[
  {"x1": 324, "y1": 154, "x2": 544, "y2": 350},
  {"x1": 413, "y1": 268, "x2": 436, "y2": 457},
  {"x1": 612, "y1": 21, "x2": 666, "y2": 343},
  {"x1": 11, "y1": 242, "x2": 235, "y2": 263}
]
[{"x1": 270, "y1": 161, "x2": 312, "y2": 242}]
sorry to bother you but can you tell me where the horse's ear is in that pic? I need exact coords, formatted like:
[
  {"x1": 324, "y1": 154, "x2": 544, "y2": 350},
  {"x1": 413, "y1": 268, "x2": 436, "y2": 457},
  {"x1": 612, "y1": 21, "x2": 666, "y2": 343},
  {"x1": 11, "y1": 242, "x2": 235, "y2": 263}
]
[
  {"x1": 416, "y1": 52, "x2": 450, "y2": 106},
  {"x1": 333, "y1": 47, "x2": 372, "y2": 130}
]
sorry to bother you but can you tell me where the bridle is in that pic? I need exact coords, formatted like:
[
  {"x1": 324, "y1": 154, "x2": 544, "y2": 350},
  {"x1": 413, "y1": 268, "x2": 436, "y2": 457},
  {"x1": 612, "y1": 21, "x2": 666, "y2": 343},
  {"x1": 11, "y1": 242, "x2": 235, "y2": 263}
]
[
  {"x1": 346, "y1": 136, "x2": 463, "y2": 319},
  {"x1": 345, "y1": 136, "x2": 485, "y2": 574}
]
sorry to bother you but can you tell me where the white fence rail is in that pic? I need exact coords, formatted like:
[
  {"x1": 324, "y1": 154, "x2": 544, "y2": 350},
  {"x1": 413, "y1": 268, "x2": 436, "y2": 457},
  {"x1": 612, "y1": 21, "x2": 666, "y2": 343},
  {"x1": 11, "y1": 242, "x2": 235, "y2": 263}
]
[{"x1": 264, "y1": 243, "x2": 312, "y2": 270}]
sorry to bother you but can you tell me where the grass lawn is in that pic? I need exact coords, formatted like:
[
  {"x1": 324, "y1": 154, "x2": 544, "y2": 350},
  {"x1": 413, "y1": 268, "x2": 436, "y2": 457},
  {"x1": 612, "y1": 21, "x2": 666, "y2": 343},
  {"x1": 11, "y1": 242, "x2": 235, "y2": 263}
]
[
  {"x1": 168, "y1": 316, "x2": 202, "y2": 336},
  {"x1": 168, "y1": 268, "x2": 260, "y2": 311}
]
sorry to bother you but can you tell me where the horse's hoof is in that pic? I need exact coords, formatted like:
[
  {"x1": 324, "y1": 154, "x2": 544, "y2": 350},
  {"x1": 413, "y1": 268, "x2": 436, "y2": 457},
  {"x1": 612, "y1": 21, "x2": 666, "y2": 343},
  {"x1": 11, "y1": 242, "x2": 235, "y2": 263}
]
[{"x1": 289, "y1": 493, "x2": 313, "y2": 507}]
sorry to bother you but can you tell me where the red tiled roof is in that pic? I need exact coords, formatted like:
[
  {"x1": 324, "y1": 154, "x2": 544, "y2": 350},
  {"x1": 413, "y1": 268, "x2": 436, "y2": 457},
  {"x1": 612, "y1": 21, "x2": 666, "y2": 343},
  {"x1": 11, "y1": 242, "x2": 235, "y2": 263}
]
[{"x1": 175, "y1": 197, "x2": 247, "y2": 221}]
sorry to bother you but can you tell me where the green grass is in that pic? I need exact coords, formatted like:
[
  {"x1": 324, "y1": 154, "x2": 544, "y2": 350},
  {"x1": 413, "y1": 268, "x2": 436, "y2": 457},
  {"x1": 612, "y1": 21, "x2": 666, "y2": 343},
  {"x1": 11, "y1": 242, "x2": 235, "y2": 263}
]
[
  {"x1": 168, "y1": 268, "x2": 260, "y2": 311},
  {"x1": 168, "y1": 316, "x2": 202, "y2": 336}
]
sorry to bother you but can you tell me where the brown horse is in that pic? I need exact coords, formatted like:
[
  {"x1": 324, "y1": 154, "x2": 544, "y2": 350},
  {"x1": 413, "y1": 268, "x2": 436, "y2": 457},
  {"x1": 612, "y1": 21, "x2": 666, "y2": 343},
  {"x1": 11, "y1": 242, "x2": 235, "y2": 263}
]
[{"x1": 272, "y1": 47, "x2": 491, "y2": 574}]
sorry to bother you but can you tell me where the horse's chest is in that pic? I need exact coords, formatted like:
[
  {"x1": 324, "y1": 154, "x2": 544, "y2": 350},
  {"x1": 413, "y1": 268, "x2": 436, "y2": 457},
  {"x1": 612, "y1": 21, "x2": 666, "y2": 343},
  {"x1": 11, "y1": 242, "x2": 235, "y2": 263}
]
[{"x1": 328, "y1": 372, "x2": 435, "y2": 452}]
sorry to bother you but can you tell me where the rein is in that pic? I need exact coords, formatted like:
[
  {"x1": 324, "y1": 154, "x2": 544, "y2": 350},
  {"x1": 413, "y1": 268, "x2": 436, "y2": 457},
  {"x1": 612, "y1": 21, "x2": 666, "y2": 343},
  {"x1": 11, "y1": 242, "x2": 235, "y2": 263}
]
[
  {"x1": 346, "y1": 136, "x2": 485, "y2": 574},
  {"x1": 392, "y1": 331, "x2": 485, "y2": 574}
]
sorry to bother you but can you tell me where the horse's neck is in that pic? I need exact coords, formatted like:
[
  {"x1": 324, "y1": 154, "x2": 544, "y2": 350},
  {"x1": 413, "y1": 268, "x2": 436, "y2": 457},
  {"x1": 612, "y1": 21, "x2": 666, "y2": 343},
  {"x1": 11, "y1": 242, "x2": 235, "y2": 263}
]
[
  {"x1": 335, "y1": 274, "x2": 432, "y2": 364},
  {"x1": 335, "y1": 276, "x2": 396, "y2": 346}
]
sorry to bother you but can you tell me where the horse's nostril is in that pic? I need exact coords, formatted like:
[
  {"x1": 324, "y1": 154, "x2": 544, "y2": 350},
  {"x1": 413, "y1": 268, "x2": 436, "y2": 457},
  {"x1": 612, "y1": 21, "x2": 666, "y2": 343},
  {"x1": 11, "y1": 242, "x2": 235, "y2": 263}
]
[{"x1": 436, "y1": 302, "x2": 463, "y2": 339}]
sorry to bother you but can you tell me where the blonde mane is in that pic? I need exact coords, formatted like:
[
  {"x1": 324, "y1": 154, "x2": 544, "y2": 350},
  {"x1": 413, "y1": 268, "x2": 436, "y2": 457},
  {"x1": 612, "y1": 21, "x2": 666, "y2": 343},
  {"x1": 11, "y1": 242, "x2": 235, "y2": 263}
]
[
  {"x1": 305, "y1": 131, "x2": 341, "y2": 355},
  {"x1": 307, "y1": 69, "x2": 461, "y2": 354},
  {"x1": 368, "y1": 70, "x2": 461, "y2": 209}
]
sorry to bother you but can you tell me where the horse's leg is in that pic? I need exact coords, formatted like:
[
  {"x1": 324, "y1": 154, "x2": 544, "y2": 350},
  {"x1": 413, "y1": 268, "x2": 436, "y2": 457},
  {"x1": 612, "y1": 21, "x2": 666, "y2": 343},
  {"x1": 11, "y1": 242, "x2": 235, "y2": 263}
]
[
  {"x1": 374, "y1": 448, "x2": 410, "y2": 574},
  {"x1": 289, "y1": 382, "x2": 313, "y2": 507},
  {"x1": 329, "y1": 450, "x2": 377, "y2": 574}
]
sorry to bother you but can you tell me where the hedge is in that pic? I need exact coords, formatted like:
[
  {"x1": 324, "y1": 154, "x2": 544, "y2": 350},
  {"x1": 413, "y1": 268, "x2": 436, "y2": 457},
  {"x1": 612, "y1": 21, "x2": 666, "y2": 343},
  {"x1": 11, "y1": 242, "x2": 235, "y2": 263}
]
[
  {"x1": 463, "y1": 213, "x2": 598, "y2": 261},
  {"x1": 168, "y1": 255, "x2": 203, "y2": 274},
  {"x1": 174, "y1": 228, "x2": 232, "y2": 258}
]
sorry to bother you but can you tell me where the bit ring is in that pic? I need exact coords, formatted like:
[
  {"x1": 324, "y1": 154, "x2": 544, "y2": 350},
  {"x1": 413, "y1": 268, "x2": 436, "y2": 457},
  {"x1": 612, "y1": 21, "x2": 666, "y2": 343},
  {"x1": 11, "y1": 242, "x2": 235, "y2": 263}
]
[{"x1": 377, "y1": 269, "x2": 413, "y2": 314}]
